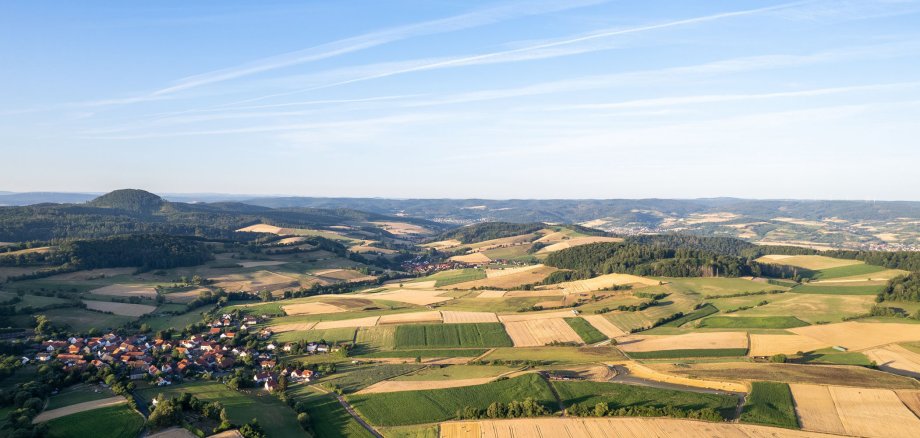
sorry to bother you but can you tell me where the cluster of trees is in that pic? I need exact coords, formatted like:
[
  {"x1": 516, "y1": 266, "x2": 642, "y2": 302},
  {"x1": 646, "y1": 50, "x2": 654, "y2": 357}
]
[
  {"x1": 877, "y1": 273, "x2": 920, "y2": 302},
  {"x1": 566, "y1": 402, "x2": 723, "y2": 421},
  {"x1": 61, "y1": 234, "x2": 213, "y2": 271},
  {"x1": 455, "y1": 397, "x2": 549, "y2": 419},
  {"x1": 148, "y1": 393, "x2": 232, "y2": 433},
  {"x1": 435, "y1": 222, "x2": 544, "y2": 244},
  {"x1": 543, "y1": 242, "x2": 758, "y2": 278}
]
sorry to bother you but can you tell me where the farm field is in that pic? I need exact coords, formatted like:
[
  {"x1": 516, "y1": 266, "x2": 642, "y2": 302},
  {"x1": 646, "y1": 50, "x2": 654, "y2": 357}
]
[
  {"x1": 699, "y1": 316, "x2": 809, "y2": 329},
  {"x1": 648, "y1": 362, "x2": 920, "y2": 389},
  {"x1": 790, "y1": 284, "x2": 884, "y2": 295},
  {"x1": 43, "y1": 403, "x2": 144, "y2": 438},
  {"x1": 355, "y1": 348, "x2": 489, "y2": 359},
  {"x1": 479, "y1": 346, "x2": 625, "y2": 364},
  {"x1": 45, "y1": 384, "x2": 114, "y2": 410},
  {"x1": 722, "y1": 293, "x2": 876, "y2": 323},
  {"x1": 552, "y1": 380, "x2": 738, "y2": 419},
  {"x1": 789, "y1": 321, "x2": 920, "y2": 350},
  {"x1": 864, "y1": 344, "x2": 920, "y2": 378},
  {"x1": 748, "y1": 334, "x2": 829, "y2": 357},
  {"x1": 82, "y1": 299, "x2": 156, "y2": 316},
  {"x1": 755, "y1": 255, "x2": 863, "y2": 270},
  {"x1": 274, "y1": 326, "x2": 357, "y2": 343},
  {"x1": 394, "y1": 323, "x2": 513, "y2": 349},
  {"x1": 738, "y1": 382, "x2": 797, "y2": 428},
  {"x1": 451, "y1": 265, "x2": 556, "y2": 289},
  {"x1": 564, "y1": 317, "x2": 608, "y2": 344},
  {"x1": 661, "y1": 277, "x2": 789, "y2": 296},
  {"x1": 617, "y1": 332, "x2": 748, "y2": 352},
  {"x1": 581, "y1": 314, "x2": 627, "y2": 337},
  {"x1": 790, "y1": 384, "x2": 920, "y2": 438},
  {"x1": 504, "y1": 318, "x2": 583, "y2": 346}
]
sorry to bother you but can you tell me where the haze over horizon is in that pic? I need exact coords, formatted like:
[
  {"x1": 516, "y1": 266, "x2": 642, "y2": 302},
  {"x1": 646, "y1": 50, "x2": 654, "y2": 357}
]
[{"x1": 3, "y1": 0, "x2": 920, "y2": 200}]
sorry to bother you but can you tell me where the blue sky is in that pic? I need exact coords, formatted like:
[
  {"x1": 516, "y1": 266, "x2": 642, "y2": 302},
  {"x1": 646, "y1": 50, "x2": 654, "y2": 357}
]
[{"x1": 2, "y1": 0, "x2": 920, "y2": 199}]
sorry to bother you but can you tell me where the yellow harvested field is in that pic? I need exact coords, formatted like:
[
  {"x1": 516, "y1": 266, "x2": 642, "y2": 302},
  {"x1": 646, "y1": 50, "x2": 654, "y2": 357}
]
[
  {"x1": 314, "y1": 316, "x2": 379, "y2": 329},
  {"x1": 748, "y1": 334, "x2": 829, "y2": 357},
  {"x1": 269, "y1": 322, "x2": 317, "y2": 333},
  {"x1": 164, "y1": 287, "x2": 209, "y2": 303},
  {"x1": 453, "y1": 265, "x2": 557, "y2": 289},
  {"x1": 790, "y1": 322, "x2": 920, "y2": 351},
  {"x1": 389, "y1": 280, "x2": 437, "y2": 290},
  {"x1": 896, "y1": 390, "x2": 920, "y2": 417},
  {"x1": 356, "y1": 377, "x2": 495, "y2": 394},
  {"x1": 535, "y1": 300, "x2": 564, "y2": 308},
  {"x1": 755, "y1": 255, "x2": 861, "y2": 270},
  {"x1": 503, "y1": 290, "x2": 564, "y2": 297},
  {"x1": 349, "y1": 245, "x2": 397, "y2": 254},
  {"x1": 789, "y1": 384, "x2": 847, "y2": 435},
  {"x1": 423, "y1": 239, "x2": 462, "y2": 250},
  {"x1": 536, "y1": 236, "x2": 623, "y2": 253},
  {"x1": 504, "y1": 318, "x2": 582, "y2": 347},
  {"x1": 89, "y1": 284, "x2": 157, "y2": 299},
  {"x1": 475, "y1": 290, "x2": 507, "y2": 298},
  {"x1": 829, "y1": 386, "x2": 920, "y2": 438},
  {"x1": 442, "y1": 311, "x2": 499, "y2": 324},
  {"x1": 370, "y1": 289, "x2": 453, "y2": 305},
  {"x1": 441, "y1": 417, "x2": 839, "y2": 438},
  {"x1": 498, "y1": 310, "x2": 579, "y2": 322},
  {"x1": 812, "y1": 268, "x2": 909, "y2": 283},
  {"x1": 276, "y1": 236, "x2": 307, "y2": 245},
  {"x1": 212, "y1": 270, "x2": 300, "y2": 292},
  {"x1": 33, "y1": 397, "x2": 127, "y2": 423},
  {"x1": 624, "y1": 362, "x2": 747, "y2": 393},
  {"x1": 281, "y1": 302, "x2": 346, "y2": 316},
  {"x1": 378, "y1": 311, "x2": 443, "y2": 324},
  {"x1": 617, "y1": 332, "x2": 748, "y2": 353},
  {"x1": 236, "y1": 224, "x2": 284, "y2": 234},
  {"x1": 147, "y1": 428, "x2": 197, "y2": 438},
  {"x1": 582, "y1": 315, "x2": 626, "y2": 338},
  {"x1": 82, "y1": 300, "x2": 156, "y2": 317},
  {"x1": 370, "y1": 221, "x2": 432, "y2": 235},
  {"x1": 449, "y1": 252, "x2": 492, "y2": 264},
  {"x1": 546, "y1": 273, "x2": 659, "y2": 294},
  {"x1": 237, "y1": 260, "x2": 287, "y2": 268},
  {"x1": 208, "y1": 431, "x2": 244, "y2": 438},
  {"x1": 864, "y1": 344, "x2": 920, "y2": 378}
]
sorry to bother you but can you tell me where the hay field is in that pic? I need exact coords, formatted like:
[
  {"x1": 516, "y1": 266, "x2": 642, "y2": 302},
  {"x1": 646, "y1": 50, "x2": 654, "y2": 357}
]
[
  {"x1": 617, "y1": 332, "x2": 748, "y2": 353},
  {"x1": 237, "y1": 260, "x2": 287, "y2": 268},
  {"x1": 791, "y1": 384, "x2": 920, "y2": 438},
  {"x1": 423, "y1": 239, "x2": 462, "y2": 250},
  {"x1": 649, "y1": 362, "x2": 920, "y2": 390},
  {"x1": 535, "y1": 236, "x2": 623, "y2": 253},
  {"x1": 790, "y1": 322, "x2": 920, "y2": 351},
  {"x1": 498, "y1": 310, "x2": 578, "y2": 322},
  {"x1": 442, "y1": 311, "x2": 499, "y2": 324},
  {"x1": 313, "y1": 268, "x2": 377, "y2": 283},
  {"x1": 734, "y1": 293, "x2": 875, "y2": 323},
  {"x1": 546, "y1": 273, "x2": 659, "y2": 294},
  {"x1": 33, "y1": 397, "x2": 127, "y2": 423},
  {"x1": 748, "y1": 334, "x2": 829, "y2": 357},
  {"x1": 504, "y1": 290, "x2": 564, "y2": 297},
  {"x1": 474, "y1": 290, "x2": 506, "y2": 298},
  {"x1": 82, "y1": 300, "x2": 156, "y2": 317},
  {"x1": 440, "y1": 417, "x2": 836, "y2": 438},
  {"x1": 314, "y1": 316, "x2": 380, "y2": 329},
  {"x1": 281, "y1": 302, "x2": 346, "y2": 316},
  {"x1": 449, "y1": 253, "x2": 492, "y2": 264},
  {"x1": 503, "y1": 318, "x2": 582, "y2": 347},
  {"x1": 897, "y1": 390, "x2": 920, "y2": 416},
  {"x1": 164, "y1": 287, "x2": 210, "y2": 303},
  {"x1": 755, "y1": 255, "x2": 861, "y2": 270},
  {"x1": 88, "y1": 284, "x2": 157, "y2": 299},
  {"x1": 269, "y1": 322, "x2": 317, "y2": 333},
  {"x1": 624, "y1": 362, "x2": 747, "y2": 393},
  {"x1": 379, "y1": 311, "x2": 443, "y2": 325},
  {"x1": 452, "y1": 265, "x2": 556, "y2": 289},
  {"x1": 864, "y1": 344, "x2": 920, "y2": 378},
  {"x1": 370, "y1": 221, "x2": 432, "y2": 235},
  {"x1": 357, "y1": 378, "x2": 497, "y2": 394},
  {"x1": 812, "y1": 269, "x2": 909, "y2": 283},
  {"x1": 212, "y1": 270, "x2": 300, "y2": 292},
  {"x1": 370, "y1": 289, "x2": 453, "y2": 306},
  {"x1": 236, "y1": 224, "x2": 284, "y2": 234},
  {"x1": 581, "y1": 315, "x2": 627, "y2": 338}
]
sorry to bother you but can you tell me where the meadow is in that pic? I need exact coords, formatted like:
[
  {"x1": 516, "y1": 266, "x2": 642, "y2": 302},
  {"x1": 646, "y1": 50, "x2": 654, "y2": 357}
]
[
  {"x1": 286, "y1": 386, "x2": 374, "y2": 438},
  {"x1": 738, "y1": 381, "x2": 798, "y2": 428},
  {"x1": 625, "y1": 348, "x2": 749, "y2": 359},
  {"x1": 552, "y1": 381, "x2": 738, "y2": 419},
  {"x1": 564, "y1": 317, "x2": 608, "y2": 344},
  {"x1": 44, "y1": 404, "x2": 144, "y2": 438},
  {"x1": 699, "y1": 316, "x2": 809, "y2": 329},
  {"x1": 479, "y1": 346, "x2": 625, "y2": 364}
]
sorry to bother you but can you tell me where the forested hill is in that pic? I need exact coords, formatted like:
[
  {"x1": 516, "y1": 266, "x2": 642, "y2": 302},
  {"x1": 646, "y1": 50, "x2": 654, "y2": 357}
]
[
  {"x1": 0, "y1": 189, "x2": 446, "y2": 242},
  {"x1": 433, "y1": 222, "x2": 546, "y2": 244}
]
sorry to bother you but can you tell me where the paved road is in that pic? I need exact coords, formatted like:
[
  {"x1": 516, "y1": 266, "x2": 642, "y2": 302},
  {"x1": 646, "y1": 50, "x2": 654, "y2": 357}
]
[{"x1": 332, "y1": 393, "x2": 383, "y2": 438}]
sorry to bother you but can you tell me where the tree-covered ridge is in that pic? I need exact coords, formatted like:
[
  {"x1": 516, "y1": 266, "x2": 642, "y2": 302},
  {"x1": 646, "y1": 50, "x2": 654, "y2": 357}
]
[
  {"x1": 87, "y1": 188, "x2": 167, "y2": 214},
  {"x1": 878, "y1": 274, "x2": 920, "y2": 302},
  {"x1": 435, "y1": 222, "x2": 545, "y2": 244},
  {"x1": 543, "y1": 242, "x2": 758, "y2": 278},
  {"x1": 62, "y1": 234, "x2": 213, "y2": 270}
]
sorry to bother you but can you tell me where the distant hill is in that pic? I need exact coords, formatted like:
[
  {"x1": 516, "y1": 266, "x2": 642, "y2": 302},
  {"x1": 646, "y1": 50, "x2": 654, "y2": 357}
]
[{"x1": 88, "y1": 189, "x2": 167, "y2": 214}]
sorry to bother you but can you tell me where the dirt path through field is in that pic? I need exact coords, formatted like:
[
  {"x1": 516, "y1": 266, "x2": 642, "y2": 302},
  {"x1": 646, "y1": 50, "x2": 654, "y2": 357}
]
[
  {"x1": 33, "y1": 396, "x2": 127, "y2": 423},
  {"x1": 312, "y1": 385, "x2": 382, "y2": 438}
]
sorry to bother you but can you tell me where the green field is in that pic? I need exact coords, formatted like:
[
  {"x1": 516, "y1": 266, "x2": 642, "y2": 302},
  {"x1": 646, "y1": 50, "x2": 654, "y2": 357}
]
[
  {"x1": 275, "y1": 327, "x2": 357, "y2": 343},
  {"x1": 137, "y1": 381, "x2": 302, "y2": 437},
  {"x1": 552, "y1": 380, "x2": 738, "y2": 419},
  {"x1": 347, "y1": 374, "x2": 556, "y2": 426},
  {"x1": 45, "y1": 403, "x2": 144, "y2": 438},
  {"x1": 739, "y1": 381, "x2": 798, "y2": 428},
  {"x1": 377, "y1": 424, "x2": 439, "y2": 438},
  {"x1": 799, "y1": 349, "x2": 873, "y2": 366},
  {"x1": 813, "y1": 264, "x2": 886, "y2": 280},
  {"x1": 394, "y1": 365, "x2": 519, "y2": 381},
  {"x1": 394, "y1": 323, "x2": 512, "y2": 349},
  {"x1": 564, "y1": 317, "x2": 608, "y2": 344},
  {"x1": 480, "y1": 244, "x2": 537, "y2": 261},
  {"x1": 626, "y1": 348, "x2": 749, "y2": 359},
  {"x1": 699, "y1": 316, "x2": 809, "y2": 329},
  {"x1": 46, "y1": 385, "x2": 114, "y2": 410},
  {"x1": 291, "y1": 389, "x2": 374, "y2": 438},
  {"x1": 660, "y1": 304, "x2": 719, "y2": 327},
  {"x1": 355, "y1": 348, "x2": 488, "y2": 359},
  {"x1": 355, "y1": 325, "x2": 397, "y2": 352},
  {"x1": 418, "y1": 269, "x2": 486, "y2": 287},
  {"x1": 791, "y1": 284, "x2": 884, "y2": 295},
  {"x1": 480, "y1": 346, "x2": 625, "y2": 364},
  {"x1": 661, "y1": 277, "x2": 788, "y2": 296},
  {"x1": 323, "y1": 364, "x2": 422, "y2": 393}
]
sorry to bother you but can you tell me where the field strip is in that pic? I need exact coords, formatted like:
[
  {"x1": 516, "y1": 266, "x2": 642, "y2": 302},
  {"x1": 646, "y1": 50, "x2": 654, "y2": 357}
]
[
  {"x1": 88, "y1": 284, "x2": 157, "y2": 299},
  {"x1": 475, "y1": 290, "x2": 507, "y2": 298},
  {"x1": 748, "y1": 334, "x2": 829, "y2": 357},
  {"x1": 442, "y1": 311, "x2": 499, "y2": 324},
  {"x1": 789, "y1": 384, "x2": 847, "y2": 435},
  {"x1": 864, "y1": 344, "x2": 920, "y2": 378},
  {"x1": 504, "y1": 319, "x2": 582, "y2": 347},
  {"x1": 622, "y1": 362, "x2": 748, "y2": 393},
  {"x1": 789, "y1": 322, "x2": 920, "y2": 351},
  {"x1": 314, "y1": 316, "x2": 380, "y2": 329},
  {"x1": 895, "y1": 390, "x2": 920, "y2": 417},
  {"x1": 617, "y1": 332, "x2": 748, "y2": 352},
  {"x1": 355, "y1": 377, "x2": 497, "y2": 394},
  {"x1": 281, "y1": 302, "x2": 346, "y2": 316},
  {"x1": 33, "y1": 396, "x2": 127, "y2": 423},
  {"x1": 498, "y1": 310, "x2": 578, "y2": 322},
  {"x1": 485, "y1": 265, "x2": 543, "y2": 278},
  {"x1": 269, "y1": 322, "x2": 318, "y2": 333},
  {"x1": 147, "y1": 428, "x2": 198, "y2": 438},
  {"x1": 582, "y1": 315, "x2": 626, "y2": 338},
  {"x1": 82, "y1": 299, "x2": 156, "y2": 317},
  {"x1": 535, "y1": 236, "x2": 623, "y2": 254},
  {"x1": 828, "y1": 385, "x2": 920, "y2": 438},
  {"x1": 378, "y1": 311, "x2": 443, "y2": 324},
  {"x1": 440, "y1": 417, "x2": 845, "y2": 438}
]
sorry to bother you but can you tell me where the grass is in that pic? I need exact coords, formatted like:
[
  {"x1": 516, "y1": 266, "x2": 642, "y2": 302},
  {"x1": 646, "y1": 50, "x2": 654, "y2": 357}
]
[
  {"x1": 354, "y1": 326, "x2": 396, "y2": 352},
  {"x1": 813, "y1": 263, "x2": 886, "y2": 280},
  {"x1": 661, "y1": 277, "x2": 789, "y2": 296},
  {"x1": 394, "y1": 365, "x2": 519, "y2": 381},
  {"x1": 46, "y1": 384, "x2": 113, "y2": 410},
  {"x1": 480, "y1": 346, "x2": 625, "y2": 364},
  {"x1": 429, "y1": 269, "x2": 487, "y2": 287},
  {"x1": 738, "y1": 381, "x2": 798, "y2": 428},
  {"x1": 144, "y1": 309, "x2": 208, "y2": 332},
  {"x1": 290, "y1": 388, "x2": 374, "y2": 438},
  {"x1": 791, "y1": 284, "x2": 884, "y2": 295},
  {"x1": 136, "y1": 381, "x2": 302, "y2": 437},
  {"x1": 564, "y1": 317, "x2": 608, "y2": 344},
  {"x1": 275, "y1": 327, "x2": 357, "y2": 343},
  {"x1": 347, "y1": 373, "x2": 556, "y2": 426},
  {"x1": 394, "y1": 323, "x2": 512, "y2": 349},
  {"x1": 660, "y1": 304, "x2": 718, "y2": 327},
  {"x1": 626, "y1": 348, "x2": 749, "y2": 359},
  {"x1": 798, "y1": 349, "x2": 873, "y2": 366},
  {"x1": 322, "y1": 364, "x2": 422, "y2": 393},
  {"x1": 355, "y1": 349, "x2": 488, "y2": 359},
  {"x1": 377, "y1": 424, "x2": 439, "y2": 438},
  {"x1": 45, "y1": 403, "x2": 144, "y2": 438},
  {"x1": 21, "y1": 307, "x2": 132, "y2": 332},
  {"x1": 552, "y1": 380, "x2": 738, "y2": 419},
  {"x1": 699, "y1": 316, "x2": 809, "y2": 329}
]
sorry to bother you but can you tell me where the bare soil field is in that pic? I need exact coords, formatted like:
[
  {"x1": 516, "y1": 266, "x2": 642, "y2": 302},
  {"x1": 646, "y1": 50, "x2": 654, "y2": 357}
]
[
  {"x1": 582, "y1": 315, "x2": 627, "y2": 338},
  {"x1": 504, "y1": 318, "x2": 582, "y2": 347},
  {"x1": 449, "y1": 253, "x2": 492, "y2": 264},
  {"x1": 370, "y1": 289, "x2": 453, "y2": 306},
  {"x1": 314, "y1": 316, "x2": 380, "y2": 329},
  {"x1": 378, "y1": 311, "x2": 443, "y2": 325},
  {"x1": 281, "y1": 302, "x2": 346, "y2": 316},
  {"x1": 755, "y1": 255, "x2": 861, "y2": 270},
  {"x1": 441, "y1": 311, "x2": 499, "y2": 324},
  {"x1": 269, "y1": 322, "x2": 317, "y2": 333},
  {"x1": 498, "y1": 310, "x2": 579, "y2": 322},
  {"x1": 748, "y1": 334, "x2": 829, "y2": 357},
  {"x1": 543, "y1": 273, "x2": 659, "y2": 294},
  {"x1": 536, "y1": 236, "x2": 623, "y2": 254},
  {"x1": 356, "y1": 377, "x2": 496, "y2": 394},
  {"x1": 617, "y1": 332, "x2": 748, "y2": 352},
  {"x1": 441, "y1": 417, "x2": 838, "y2": 438},
  {"x1": 89, "y1": 284, "x2": 158, "y2": 299},
  {"x1": 237, "y1": 260, "x2": 288, "y2": 268},
  {"x1": 648, "y1": 362, "x2": 920, "y2": 389},
  {"x1": 33, "y1": 396, "x2": 127, "y2": 423},
  {"x1": 864, "y1": 344, "x2": 920, "y2": 378},
  {"x1": 82, "y1": 300, "x2": 156, "y2": 317},
  {"x1": 453, "y1": 265, "x2": 557, "y2": 289},
  {"x1": 790, "y1": 322, "x2": 920, "y2": 351}
]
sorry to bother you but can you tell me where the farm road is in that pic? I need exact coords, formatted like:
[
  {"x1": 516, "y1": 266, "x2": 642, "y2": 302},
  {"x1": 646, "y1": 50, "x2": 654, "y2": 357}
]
[{"x1": 312, "y1": 385, "x2": 383, "y2": 438}]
